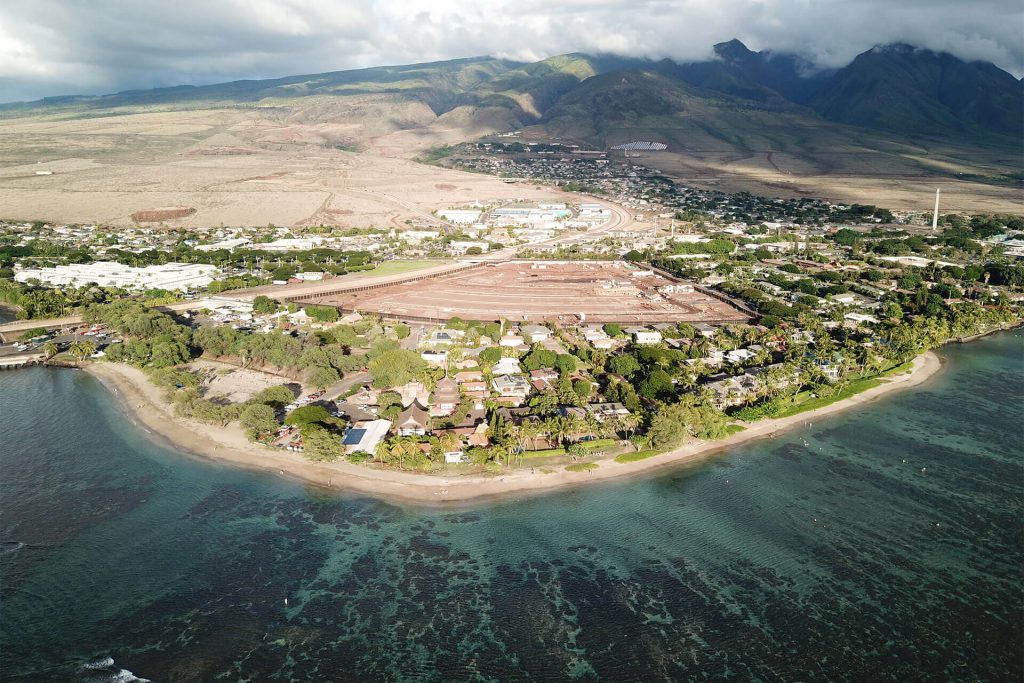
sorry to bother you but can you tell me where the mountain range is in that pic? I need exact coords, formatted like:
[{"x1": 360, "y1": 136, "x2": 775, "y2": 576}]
[{"x1": 5, "y1": 39, "x2": 1020, "y2": 147}]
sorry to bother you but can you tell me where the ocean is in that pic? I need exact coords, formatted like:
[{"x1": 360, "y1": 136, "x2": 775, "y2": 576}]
[{"x1": 1, "y1": 332, "x2": 1021, "y2": 681}]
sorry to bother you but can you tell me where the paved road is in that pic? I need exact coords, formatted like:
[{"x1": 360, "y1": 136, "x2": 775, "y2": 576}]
[{"x1": 0, "y1": 300, "x2": 209, "y2": 341}]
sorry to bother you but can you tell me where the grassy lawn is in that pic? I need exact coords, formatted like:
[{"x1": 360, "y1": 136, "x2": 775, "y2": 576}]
[
  {"x1": 614, "y1": 449, "x2": 661, "y2": 464},
  {"x1": 772, "y1": 377, "x2": 883, "y2": 419},
  {"x1": 519, "y1": 438, "x2": 617, "y2": 459},
  {"x1": 349, "y1": 260, "x2": 448, "y2": 278},
  {"x1": 878, "y1": 360, "x2": 914, "y2": 377},
  {"x1": 724, "y1": 424, "x2": 746, "y2": 436},
  {"x1": 565, "y1": 462, "x2": 598, "y2": 473},
  {"x1": 521, "y1": 448, "x2": 565, "y2": 458}
]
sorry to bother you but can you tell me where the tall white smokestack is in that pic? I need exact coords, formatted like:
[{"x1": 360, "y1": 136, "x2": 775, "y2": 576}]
[{"x1": 931, "y1": 188, "x2": 941, "y2": 231}]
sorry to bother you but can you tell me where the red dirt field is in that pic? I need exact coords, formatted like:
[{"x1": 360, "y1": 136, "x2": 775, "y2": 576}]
[
  {"x1": 131, "y1": 207, "x2": 196, "y2": 222},
  {"x1": 295, "y1": 261, "x2": 749, "y2": 324}
]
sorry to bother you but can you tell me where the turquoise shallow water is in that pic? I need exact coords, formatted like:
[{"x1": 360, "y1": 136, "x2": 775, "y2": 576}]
[{"x1": 1, "y1": 332, "x2": 1022, "y2": 682}]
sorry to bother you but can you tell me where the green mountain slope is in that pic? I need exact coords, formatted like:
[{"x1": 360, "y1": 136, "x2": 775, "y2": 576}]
[{"x1": 809, "y1": 44, "x2": 1023, "y2": 137}]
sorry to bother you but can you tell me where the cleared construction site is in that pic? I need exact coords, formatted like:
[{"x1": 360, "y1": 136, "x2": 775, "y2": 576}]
[{"x1": 293, "y1": 260, "x2": 750, "y2": 325}]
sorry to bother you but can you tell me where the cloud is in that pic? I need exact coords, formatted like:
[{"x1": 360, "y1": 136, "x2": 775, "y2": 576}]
[{"x1": 1, "y1": 0, "x2": 1021, "y2": 102}]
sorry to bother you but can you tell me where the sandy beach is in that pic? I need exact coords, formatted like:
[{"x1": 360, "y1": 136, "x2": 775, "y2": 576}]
[{"x1": 84, "y1": 351, "x2": 943, "y2": 505}]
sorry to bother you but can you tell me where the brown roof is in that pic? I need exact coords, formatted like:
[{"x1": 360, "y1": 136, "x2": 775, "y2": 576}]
[
  {"x1": 433, "y1": 377, "x2": 460, "y2": 404},
  {"x1": 397, "y1": 401, "x2": 430, "y2": 429}
]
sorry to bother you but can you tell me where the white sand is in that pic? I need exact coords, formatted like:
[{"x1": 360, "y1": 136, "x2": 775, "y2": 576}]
[{"x1": 85, "y1": 351, "x2": 942, "y2": 505}]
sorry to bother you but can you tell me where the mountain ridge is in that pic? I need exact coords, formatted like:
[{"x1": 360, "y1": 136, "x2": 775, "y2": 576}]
[{"x1": 2, "y1": 41, "x2": 1020, "y2": 156}]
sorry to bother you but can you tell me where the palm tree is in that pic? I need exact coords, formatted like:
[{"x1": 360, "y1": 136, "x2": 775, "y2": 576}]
[
  {"x1": 543, "y1": 416, "x2": 570, "y2": 449},
  {"x1": 518, "y1": 419, "x2": 543, "y2": 457},
  {"x1": 69, "y1": 340, "x2": 95, "y2": 366},
  {"x1": 616, "y1": 413, "x2": 641, "y2": 443},
  {"x1": 42, "y1": 342, "x2": 58, "y2": 359},
  {"x1": 565, "y1": 414, "x2": 588, "y2": 444},
  {"x1": 439, "y1": 433, "x2": 462, "y2": 458}
]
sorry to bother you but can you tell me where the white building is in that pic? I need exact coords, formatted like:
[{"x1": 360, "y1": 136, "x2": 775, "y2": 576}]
[
  {"x1": 15, "y1": 262, "x2": 219, "y2": 291},
  {"x1": 626, "y1": 328, "x2": 662, "y2": 345},
  {"x1": 401, "y1": 230, "x2": 442, "y2": 243},
  {"x1": 196, "y1": 238, "x2": 252, "y2": 252},
  {"x1": 342, "y1": 420, "x2": 392, "y2": 456},
  {"x1": 257, "y1": 237, "x2": 324, "y2": 252},
  {"x1": 439, "y1": 209, "x2": 482, "y2": 224}
]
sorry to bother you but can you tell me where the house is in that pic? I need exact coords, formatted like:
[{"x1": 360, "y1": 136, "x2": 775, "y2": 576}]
[
  {"x1": 342, "y1": 419, "x2": 391, "y2": 456},
  {"x1": 626, "y1": 328, "x2": 662, "y2": 345},
  {"x1": 492, "y1": 374, "x2": 531, "y2": 401},
  {"x1": 815, "y1": 361, "x2": 842, "y2": 382},
  {"x1": 499, "y1": 334, "x2": 525, "y2": 347},
  {"x1": 845, "y1": 312, "x2": 880, "y2": 326},
  {"x1": 583, "y1": 327, "x2": 615, "y2": 349},
  {"x1": 529, "y1": 368, "x2": 558, "y2": 392},
  {"x1": 444, "y1": 448, "x2": 467, "y2": 464},
  {"x1": 421, "y1": 350, "x2": 448, "y2": 366},
  {"x1": 492, "y1": 356, "x2": 522, "y2": 375},
  {"x1": 521, "y1": 324, "x2": 551, "y2": 343},
  {"x1": 427, "y1": 328, "x2": 464, "y2": 346},
  {"x1": 693, "y1": 323, "x2": 717, "y2": 338},
  {"x1": 703, "y1": 373, "x2": 760, "y2": 409},
  {"x1": 585, "y1": 402, "x2": 631, "y2": 422},
  {"x1": 396, "y1": 401, "x2": 430, "y2": 435},
  {"x1": 726, "y1": 348, "x2": 756, "y2": 364},
  {"x1": 461, "y1": 381, "x2": 490, "y2": 399},
  {"x1": 397, "y1": 380, "x2": 430, "y2": 407},
  {"x1": 454, "y1": 370, "x2": 483, "y2": 384},
  {"x1": 430, "y1": 377, "x2": 460, "y2": 417}
]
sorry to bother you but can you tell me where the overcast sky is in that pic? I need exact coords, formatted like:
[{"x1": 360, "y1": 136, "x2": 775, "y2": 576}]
[{"x1": 1, "y1": 0, "x2": 1021, "y2": 103}]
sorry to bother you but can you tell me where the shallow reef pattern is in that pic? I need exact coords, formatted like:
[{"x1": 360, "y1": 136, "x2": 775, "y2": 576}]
[{"x1": 1, "y1": 332, "x2": 1021, "y2": 681}]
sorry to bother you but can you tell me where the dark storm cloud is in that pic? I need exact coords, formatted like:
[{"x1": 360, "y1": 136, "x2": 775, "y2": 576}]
[{"x1": 1, "y1": 0, "x2": 1021, "y2": 103}]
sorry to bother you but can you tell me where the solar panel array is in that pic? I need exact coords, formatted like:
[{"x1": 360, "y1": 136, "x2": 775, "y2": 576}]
[{"x1": 610, "y1": 141, "x2": 667, "y2": 151}]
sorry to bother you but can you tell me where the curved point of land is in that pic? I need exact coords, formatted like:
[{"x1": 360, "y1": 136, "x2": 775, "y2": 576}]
[{"x1": 84, "y1": 350, "x2": 943, "y2": 506}]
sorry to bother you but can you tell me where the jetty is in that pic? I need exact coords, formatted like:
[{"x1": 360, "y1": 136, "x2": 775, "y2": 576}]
[{"x1": 0, "y1": 351, "x2": 48, "y2": 370}]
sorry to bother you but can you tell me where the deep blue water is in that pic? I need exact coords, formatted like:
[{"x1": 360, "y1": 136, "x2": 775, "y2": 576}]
[{"x1": 1, "y1": 332, "x2": 1022, "y2": 682}]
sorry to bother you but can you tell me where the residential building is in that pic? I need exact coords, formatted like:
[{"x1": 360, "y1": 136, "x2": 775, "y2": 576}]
[
  {"x1": 585, "y1": 402, "x2": 631, "y2": 422},
  {"x1": 396, "y1": 402, "x2": 430, "y2": 436},
  {"x1": 626, "y1": 328, "x2": 662, "y2": 344},
  {"x1": 342, "y1": 419, "x2": 391, "y2": 456},
  {"x1": 492, "y1": 357, "x2": 522, "y2": 375},
  {"x1": 431, "y1": 377, "x2": 460, "y2": 417},
  {"x1": 521, "y1": 324, "x2": 551, "y2": 343},
  {"x1": 492, "y1": 374, "x2": 531, "y2": 401}
]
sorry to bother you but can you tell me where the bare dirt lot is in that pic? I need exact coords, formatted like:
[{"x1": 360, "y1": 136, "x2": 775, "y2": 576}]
[
  {"x1": 193, "y1": 359, "x2": 293, "y2": 403},
  {"x1": 296, "y1": 260, "x2": 748, "y2": 324}
]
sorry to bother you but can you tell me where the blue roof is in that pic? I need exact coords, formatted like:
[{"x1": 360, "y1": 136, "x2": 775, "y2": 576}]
[{"x1": 343, "y1": 429, "x2": 366, "y2": 446}]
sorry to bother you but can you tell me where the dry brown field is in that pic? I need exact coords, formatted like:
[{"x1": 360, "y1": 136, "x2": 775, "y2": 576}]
[{"x1": 295, "y1": 260, "x2": 748, "y2": 324}]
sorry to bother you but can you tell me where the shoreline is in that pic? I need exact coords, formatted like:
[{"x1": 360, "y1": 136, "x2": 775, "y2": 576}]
[{"x1": 83, "y1": 349, "x2": 944, "y2": 506}]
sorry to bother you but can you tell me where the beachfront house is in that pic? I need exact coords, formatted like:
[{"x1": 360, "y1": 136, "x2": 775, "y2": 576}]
[
  {"x1": 585, "y1": 402, "x2": 631, "y2": 422},
  {"x1": 343, "y1": 419, "x2": 392, "y2": 456},
  {"x1": 396, "y1": 402, "x2": 430, "y2": 436}
]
